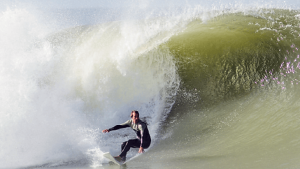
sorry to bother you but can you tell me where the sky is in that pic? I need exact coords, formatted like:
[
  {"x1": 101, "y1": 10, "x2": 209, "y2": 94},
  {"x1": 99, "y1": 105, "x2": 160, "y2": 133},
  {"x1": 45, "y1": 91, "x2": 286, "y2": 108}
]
[{"x1": 1, "y1": 0, "x2": 299, "y2": 9}]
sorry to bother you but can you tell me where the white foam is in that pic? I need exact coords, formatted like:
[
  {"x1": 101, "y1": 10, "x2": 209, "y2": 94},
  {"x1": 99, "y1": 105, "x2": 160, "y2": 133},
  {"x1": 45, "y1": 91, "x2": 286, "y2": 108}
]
[{"x1": 0, "y1": 6, "x2": 182, "y2": 168}]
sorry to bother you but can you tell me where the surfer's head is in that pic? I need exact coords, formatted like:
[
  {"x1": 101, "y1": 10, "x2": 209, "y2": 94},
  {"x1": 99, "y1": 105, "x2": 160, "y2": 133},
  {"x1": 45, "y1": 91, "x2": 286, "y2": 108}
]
[{"x1": 131, "y1": 110, "x2": 139, "y2": 124}]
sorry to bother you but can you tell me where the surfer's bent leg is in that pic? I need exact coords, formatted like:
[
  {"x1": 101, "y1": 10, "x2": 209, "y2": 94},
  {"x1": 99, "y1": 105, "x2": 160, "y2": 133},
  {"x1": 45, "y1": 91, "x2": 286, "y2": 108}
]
[
  {"x1": 119, "y1": 139, "x2": 151, "y2": 157},
  {"x1": 119, "y1": 139, "x2": 140, "y2": 158},
  {"x1": 119, "y1": 139, "x2": 151, "y2": 158}
]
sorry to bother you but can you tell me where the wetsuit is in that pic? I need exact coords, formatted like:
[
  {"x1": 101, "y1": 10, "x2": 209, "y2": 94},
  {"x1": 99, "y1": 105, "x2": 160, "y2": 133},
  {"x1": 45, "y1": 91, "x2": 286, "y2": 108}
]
[{"x1": 108, "y1": 119, "x2": 151, "y2": 157}]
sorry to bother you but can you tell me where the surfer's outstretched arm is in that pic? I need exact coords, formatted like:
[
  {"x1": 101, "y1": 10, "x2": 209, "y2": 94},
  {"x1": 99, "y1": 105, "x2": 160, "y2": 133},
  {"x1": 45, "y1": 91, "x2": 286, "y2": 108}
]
[{"x1": 102, "y1": 120, "x2": 131, "y2": 133}]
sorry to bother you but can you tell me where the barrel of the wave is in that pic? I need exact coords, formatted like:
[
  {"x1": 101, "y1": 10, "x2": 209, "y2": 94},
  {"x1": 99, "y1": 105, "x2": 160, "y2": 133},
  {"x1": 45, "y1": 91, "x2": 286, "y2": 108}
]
[{"x1": 143, "y1": 10, "x2": 300, "y2": 169}]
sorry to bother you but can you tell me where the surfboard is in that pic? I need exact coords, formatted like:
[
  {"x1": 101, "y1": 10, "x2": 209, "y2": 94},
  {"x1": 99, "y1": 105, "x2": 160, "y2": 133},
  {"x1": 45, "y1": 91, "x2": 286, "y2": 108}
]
[
  {"x1": 103, "y1": 152, "x2": 142, "y2": 165},
  {"x1": 103, "y1": 152, "x2": 124, "y2": 165}
]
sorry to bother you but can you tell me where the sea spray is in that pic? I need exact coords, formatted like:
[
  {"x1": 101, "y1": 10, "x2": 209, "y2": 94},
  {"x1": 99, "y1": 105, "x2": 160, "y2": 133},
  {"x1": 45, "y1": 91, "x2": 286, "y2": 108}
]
[{"x1": 0, "y1": 6, "x2": 181, "y2": 168}]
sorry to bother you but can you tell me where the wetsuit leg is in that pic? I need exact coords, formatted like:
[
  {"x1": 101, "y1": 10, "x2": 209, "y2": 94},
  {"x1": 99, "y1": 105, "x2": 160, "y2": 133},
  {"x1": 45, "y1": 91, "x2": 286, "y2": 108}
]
[{"x1": 119, "y1": 139, "x2": 140, "y2": 157}]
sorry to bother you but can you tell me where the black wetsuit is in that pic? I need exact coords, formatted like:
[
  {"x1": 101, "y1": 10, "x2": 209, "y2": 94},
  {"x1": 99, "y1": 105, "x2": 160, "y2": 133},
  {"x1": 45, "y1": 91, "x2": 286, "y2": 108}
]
[{"x1": 108, "y1": 119, "x2": 151, "y2": 157}]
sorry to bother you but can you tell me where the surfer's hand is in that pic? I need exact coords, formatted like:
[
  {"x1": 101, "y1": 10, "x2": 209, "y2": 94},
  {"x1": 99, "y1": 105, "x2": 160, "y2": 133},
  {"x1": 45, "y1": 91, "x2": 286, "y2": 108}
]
[
  {"x1": 138, "y1": 147, "x2": 144, "y2": 153},
  {"x1": 102, "y1": 129, "x2": 109, "y2": 133}
]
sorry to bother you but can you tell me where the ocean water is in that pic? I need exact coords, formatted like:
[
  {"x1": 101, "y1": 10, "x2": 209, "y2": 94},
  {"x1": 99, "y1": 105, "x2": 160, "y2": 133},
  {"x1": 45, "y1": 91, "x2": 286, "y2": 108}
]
[{"x1": 0, "y1": 1, "x2": 300, "y2": 169}]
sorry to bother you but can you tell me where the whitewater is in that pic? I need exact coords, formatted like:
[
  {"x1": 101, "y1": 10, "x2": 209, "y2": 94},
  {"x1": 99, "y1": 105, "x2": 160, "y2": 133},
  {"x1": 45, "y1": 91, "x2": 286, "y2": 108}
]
[{"x1": 0, "y1": 0, "x2": 300, "y2": 168}]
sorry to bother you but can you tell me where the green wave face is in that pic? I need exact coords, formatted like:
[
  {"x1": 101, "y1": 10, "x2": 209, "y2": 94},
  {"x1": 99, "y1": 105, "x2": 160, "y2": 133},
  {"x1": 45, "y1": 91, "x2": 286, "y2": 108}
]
[
  {"x1": 143, "y1": 10, "x2": 300, "y2": 169},
  {"x1": 164, "y1": 11, "x2": 298, "y2": 106}
]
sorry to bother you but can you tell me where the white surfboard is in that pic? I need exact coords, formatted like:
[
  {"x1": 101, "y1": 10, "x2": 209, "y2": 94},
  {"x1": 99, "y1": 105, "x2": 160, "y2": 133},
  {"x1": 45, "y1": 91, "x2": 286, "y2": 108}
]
[
  {"x1": 103, "y1": 152, "x2": 123, "y2": 165},
  {"x1": 103, "y1": 152, "x2": 142, "y2": 165}
]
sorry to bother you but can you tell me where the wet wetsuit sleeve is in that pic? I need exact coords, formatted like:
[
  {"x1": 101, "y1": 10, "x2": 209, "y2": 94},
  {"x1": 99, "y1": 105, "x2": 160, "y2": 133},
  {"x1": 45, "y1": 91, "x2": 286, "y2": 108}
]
[
  {"x1": 138, "y1": 124, "x2": 146, "y2": 148},
  {"x1": 108, "y1": 120, "x2": 131, "y2": 131}
]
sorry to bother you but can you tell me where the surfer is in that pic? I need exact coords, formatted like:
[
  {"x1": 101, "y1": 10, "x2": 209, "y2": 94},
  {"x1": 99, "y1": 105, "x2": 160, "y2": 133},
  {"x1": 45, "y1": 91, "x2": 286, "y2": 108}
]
[{"x1": 102, "y1": 110, "x2": 151, "y2": 162}]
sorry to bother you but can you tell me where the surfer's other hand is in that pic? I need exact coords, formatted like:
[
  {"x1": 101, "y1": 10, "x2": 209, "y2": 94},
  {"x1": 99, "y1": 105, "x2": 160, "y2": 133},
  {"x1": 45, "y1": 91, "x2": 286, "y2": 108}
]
[
  {"x1": 138, "y1": 147, "x2": 144, "y2": 153},
  {"x1": 102, "y1": 129, "x2": 109, "y2": 133}
]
